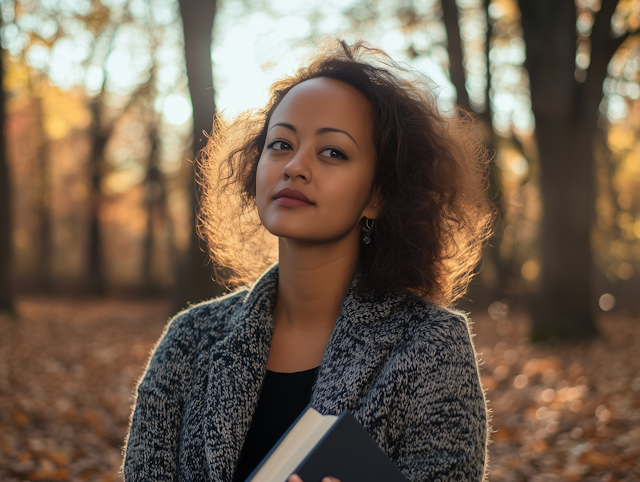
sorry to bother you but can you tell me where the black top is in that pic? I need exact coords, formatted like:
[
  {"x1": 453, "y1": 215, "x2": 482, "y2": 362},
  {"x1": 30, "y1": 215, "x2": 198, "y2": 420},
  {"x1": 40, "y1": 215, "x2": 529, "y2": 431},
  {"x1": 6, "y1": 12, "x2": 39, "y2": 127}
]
[{"x1": 232, "y1": 367, "x2": 320, "y2": 482}]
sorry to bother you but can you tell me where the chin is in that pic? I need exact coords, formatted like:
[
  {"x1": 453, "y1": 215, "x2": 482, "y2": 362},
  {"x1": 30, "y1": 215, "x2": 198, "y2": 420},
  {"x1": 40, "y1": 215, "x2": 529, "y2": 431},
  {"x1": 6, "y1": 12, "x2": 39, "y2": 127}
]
[
  {"x1": 269, "y1": 226, "x2": 358, "y2": 246},
  {"x1": 260, "y1": 211, "x2": 311, "y2": 238},
  {"x1": 259, "y1": 212, "x2": 356, "y2": 244},
  {"x1": 263, "y1": 225, "x2": 312, "y2": 241}
]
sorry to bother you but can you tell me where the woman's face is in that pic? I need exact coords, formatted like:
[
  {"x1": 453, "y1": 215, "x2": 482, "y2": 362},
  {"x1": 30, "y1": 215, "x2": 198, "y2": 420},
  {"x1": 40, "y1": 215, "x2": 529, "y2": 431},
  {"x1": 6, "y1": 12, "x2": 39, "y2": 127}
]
[{"x1": 256, "y1": 77, "x2": 379, "y2": 244}]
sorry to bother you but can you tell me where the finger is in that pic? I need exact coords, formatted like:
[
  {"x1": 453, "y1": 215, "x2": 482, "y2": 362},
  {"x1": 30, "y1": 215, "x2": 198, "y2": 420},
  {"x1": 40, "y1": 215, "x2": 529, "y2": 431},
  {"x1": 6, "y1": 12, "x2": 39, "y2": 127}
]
[
  {"x1": 322, "y1": 478, "x2": 341, "y2": 482},
  {"x1": 288, "y1": 475, "x2": 303, "y2": 482}
]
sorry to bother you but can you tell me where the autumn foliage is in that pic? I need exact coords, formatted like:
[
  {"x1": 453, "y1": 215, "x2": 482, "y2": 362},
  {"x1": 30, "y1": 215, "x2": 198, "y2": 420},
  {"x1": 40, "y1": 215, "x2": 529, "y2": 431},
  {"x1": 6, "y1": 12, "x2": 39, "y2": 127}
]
[{"x1": 1, "y1": 299, "x2": 639, "y2": 481}]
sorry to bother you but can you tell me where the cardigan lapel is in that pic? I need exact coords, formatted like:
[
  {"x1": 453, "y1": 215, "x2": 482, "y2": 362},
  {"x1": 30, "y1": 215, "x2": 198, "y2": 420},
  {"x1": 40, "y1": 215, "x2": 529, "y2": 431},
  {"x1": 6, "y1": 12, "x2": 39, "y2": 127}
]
[
  {"x1": 203, "y1": 266, "x2": 279, "y2": 482},
  {"x1": 311, "y1": 280, "x2": 409, "y2": 417},
  {"x1": 201, "y1": 265, "x2": 409, "y2": 481}
]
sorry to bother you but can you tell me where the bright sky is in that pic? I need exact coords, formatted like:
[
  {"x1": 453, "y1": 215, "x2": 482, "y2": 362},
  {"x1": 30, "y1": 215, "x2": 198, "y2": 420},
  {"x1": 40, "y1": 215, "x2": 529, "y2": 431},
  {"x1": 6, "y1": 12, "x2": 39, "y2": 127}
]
[
  {"x1": 5, "y1": 0, "x2": 536, "y2": 135},
  {"x1": 11, "y1": 0, "x2": 638, "y2": 138},
  {"x1": 210, "y1": 0, "x2": 457, "y2": 120}
]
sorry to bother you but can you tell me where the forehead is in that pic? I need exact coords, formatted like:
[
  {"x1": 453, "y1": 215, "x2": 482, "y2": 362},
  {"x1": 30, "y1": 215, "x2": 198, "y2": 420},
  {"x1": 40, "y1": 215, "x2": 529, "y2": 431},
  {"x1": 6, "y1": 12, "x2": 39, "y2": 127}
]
[{"x1": 269, "y1": 77, "x2": 372, "y2": 128}]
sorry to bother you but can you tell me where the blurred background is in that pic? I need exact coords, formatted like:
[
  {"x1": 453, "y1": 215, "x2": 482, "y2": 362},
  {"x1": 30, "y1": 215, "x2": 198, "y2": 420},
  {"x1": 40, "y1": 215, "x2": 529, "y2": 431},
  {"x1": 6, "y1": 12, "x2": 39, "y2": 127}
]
[{"x1": 0, "y1": 0, "x2": 639, "y2": 481}]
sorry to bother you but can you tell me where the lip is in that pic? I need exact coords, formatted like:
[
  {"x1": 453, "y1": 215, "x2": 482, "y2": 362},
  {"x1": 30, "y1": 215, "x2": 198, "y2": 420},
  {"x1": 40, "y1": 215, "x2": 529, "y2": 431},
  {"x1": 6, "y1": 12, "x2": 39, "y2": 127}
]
[{"x1": 274, "y1": 188, "x2": 314, "y2": 207}]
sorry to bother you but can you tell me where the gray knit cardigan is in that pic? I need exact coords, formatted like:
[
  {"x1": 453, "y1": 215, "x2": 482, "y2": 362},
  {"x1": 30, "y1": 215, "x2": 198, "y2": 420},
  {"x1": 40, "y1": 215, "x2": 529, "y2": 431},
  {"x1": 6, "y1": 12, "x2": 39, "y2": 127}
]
[{"x1": 123, "y1": 265, "x2": 488, "y2": 482}]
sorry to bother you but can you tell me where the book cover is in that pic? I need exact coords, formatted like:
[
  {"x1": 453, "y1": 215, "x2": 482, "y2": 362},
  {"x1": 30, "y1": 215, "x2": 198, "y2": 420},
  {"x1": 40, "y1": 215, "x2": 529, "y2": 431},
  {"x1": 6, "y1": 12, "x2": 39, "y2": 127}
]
[
  {"x1": 293, "y1": 410, "x2": 406, "y2": 482},
  {"x1": 244, "y1": 406, "x2": 406, "y2": 482}
]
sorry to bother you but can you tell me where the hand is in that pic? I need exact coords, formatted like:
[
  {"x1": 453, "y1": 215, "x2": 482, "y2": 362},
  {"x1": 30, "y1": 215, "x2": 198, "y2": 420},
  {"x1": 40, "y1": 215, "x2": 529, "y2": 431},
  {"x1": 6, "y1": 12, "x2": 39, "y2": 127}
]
[{"x1": 288, "y1": 475, "x2": 341, "y2": 482}]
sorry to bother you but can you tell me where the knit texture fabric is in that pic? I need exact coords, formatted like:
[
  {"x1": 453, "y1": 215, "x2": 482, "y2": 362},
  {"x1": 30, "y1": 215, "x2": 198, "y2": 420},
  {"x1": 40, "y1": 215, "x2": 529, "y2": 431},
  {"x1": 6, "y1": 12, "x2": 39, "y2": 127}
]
[{"x1": 122, "y1": 264, "x2": 488, "y2": 482}]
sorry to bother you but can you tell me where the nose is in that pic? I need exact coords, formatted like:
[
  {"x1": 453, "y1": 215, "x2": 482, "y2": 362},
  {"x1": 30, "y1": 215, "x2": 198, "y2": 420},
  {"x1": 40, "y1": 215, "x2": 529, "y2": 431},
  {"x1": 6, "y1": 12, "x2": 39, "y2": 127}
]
[{"x1": 282, "y1": 148, "x2": 312, "y2": 182}]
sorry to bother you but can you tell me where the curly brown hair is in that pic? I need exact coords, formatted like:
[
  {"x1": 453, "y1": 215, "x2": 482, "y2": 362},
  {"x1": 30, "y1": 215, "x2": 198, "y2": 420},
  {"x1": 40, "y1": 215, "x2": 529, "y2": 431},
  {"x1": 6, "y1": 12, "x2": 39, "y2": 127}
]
[{"x1": 198, "y1": 39, "x2": 493, "y2": 306}]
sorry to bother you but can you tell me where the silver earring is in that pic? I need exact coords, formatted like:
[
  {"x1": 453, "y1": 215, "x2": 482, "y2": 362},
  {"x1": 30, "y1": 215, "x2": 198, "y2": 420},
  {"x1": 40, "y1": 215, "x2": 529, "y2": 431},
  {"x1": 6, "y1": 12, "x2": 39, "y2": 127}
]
[{"x1": 362, "y1": 218, "x2": 375, "y2": 244}]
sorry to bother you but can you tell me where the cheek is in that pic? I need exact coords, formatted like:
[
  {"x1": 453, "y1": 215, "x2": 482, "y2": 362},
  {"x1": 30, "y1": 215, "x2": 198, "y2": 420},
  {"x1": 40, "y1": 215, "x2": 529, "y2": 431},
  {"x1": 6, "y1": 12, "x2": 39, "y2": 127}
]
[
  {"x1": 255, "y1": 156, "x2": 285, "y2": 224},
  {"x1": 255, "y1": 161, "x2": 268, "y2": 219},
  {"x1": 255, "y1": 157, "x2": 271, "y2": 203},
  {"x1": 321, "y1": 169, "x2": 374, "y2": 217}
]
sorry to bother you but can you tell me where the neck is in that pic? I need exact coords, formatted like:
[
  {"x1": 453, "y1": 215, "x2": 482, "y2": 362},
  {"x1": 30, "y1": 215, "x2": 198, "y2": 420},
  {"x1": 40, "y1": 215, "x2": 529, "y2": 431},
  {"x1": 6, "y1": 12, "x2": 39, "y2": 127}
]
[{"x1": 274, "y1": 231, "x2": 360, "y2": 331}]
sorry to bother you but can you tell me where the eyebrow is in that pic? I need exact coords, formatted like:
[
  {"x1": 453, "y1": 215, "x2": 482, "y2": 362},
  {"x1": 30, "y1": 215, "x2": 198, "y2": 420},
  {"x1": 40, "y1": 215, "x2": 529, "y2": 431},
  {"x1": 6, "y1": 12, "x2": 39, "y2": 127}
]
[{"x1": 269, "y1": 122, "x2": 359, "y2": 147}]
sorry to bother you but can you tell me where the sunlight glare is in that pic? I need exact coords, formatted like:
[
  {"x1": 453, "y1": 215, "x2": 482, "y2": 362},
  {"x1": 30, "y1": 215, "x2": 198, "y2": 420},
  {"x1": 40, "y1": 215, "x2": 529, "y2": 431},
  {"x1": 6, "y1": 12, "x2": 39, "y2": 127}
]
[
  {"x1": 212, "y1": 0, "x2": 464, "y2": 119},
  {"x1": 608, "y1": 94, "x2": 629, "y2": 121},
  {"x1": 25, "y1": 43, "x2": 49, "y2": 70},
  {"x1": 49, "y1": 37, "x2": 87, "y2": 89},
  {"x1": 412, "y1": 55, "x2": 456, "y2": 113},
  {"x1": 213, "y1": 12, "x2": 312, "y2": 119},
  {"x1": 511, "y1": 155, "x2": 528, "y2": 176},
  {"x1": 598, "y1": 293, "x2": 615, "y2": 311},
  {"x1": 381, "y1": 30, "x2": 406, "y2": 54},
  {"x1": 84, "y1": 65, "x2": 104, "y2": 93},
  {"x1": 162, "y1": 94, "x2": 192, "y2": 126}
]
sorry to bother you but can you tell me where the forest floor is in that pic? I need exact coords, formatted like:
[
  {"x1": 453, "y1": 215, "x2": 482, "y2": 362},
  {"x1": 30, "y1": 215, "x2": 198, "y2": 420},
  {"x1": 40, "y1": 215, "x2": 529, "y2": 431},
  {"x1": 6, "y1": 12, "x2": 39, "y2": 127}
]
[{"x1": 0, "y1": 298, "x2": 639, "y2": 482}]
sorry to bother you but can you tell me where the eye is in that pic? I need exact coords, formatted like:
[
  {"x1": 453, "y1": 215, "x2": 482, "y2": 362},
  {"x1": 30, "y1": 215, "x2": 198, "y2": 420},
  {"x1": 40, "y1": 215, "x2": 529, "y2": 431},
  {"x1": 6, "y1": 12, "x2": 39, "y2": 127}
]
[
  {"x1": 320, "y1": 148, "x2": 348, "y2": 160},
  {"x1": 267, "y1": 140, "x2": 293, "y2": 151}
]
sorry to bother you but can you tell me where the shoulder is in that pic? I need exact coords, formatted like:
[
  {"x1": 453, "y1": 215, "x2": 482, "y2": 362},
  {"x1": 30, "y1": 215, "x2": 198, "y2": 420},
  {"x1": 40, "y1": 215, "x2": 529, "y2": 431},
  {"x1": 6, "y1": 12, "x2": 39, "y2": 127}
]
[
  {"x1": 178, "y1": 288, "x2": 249, "y2": 323},
  {"x1": 396, "y1": 298, "x2": 474, "y2": 348},
  {"x1": 159, "y1": 288, "x2": 250, "y2": 346},
  {"x1": 385, "y1": 299, "x2": 481, "y2": 391},
  {"x1": 138, "y1": 287, "x2": 252, "y2": 390},
  {"x1": 366, "y1": 296, "x2": 480, "y2": 386}
]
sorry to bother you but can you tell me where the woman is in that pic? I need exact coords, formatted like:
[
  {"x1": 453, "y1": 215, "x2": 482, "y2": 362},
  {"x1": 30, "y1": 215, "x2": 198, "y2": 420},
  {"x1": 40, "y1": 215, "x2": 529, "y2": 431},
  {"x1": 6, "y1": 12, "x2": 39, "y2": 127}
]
[{"x1": 123, "y1": 39, "x2": 492, "y2": 482}]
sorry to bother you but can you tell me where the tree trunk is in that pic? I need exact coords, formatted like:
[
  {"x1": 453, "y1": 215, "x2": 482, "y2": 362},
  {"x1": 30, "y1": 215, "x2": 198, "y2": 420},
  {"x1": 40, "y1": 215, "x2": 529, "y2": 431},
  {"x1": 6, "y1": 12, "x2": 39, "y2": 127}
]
[
  {"x1": 518, "y1": 0, "x2": 599, "y2": 340},
  {"x1": 141, "y1": 125, "x2": 164, "y2": 295},
  {"x1": 441, "y1": 0, "x2": 471, "y2": 112},
  {"x1": 442, "y1": 0, "x2": 509, "y2": 302},
  {"x1": 478, "y1": 0, "x2": 510, "y2": 302},
  {"x1": 0, "y1": 41, "x2": 14, "y2": 315},
  {"x1": 175, "y1": 0, "x2": 225, "y2": 310},
  {"x1": 32, "y1": 96, "x2": 52, "y2": 290},
  {"x1": 87, "y1": 99, "x2": 107, "y2": 296}
]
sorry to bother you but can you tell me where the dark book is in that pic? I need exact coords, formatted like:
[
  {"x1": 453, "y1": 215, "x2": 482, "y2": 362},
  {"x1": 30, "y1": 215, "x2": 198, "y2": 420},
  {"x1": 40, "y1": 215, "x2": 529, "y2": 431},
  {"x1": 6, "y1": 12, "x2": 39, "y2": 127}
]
[{"x1": 244, "y1": 406, "x2": 407, "y2": 482}]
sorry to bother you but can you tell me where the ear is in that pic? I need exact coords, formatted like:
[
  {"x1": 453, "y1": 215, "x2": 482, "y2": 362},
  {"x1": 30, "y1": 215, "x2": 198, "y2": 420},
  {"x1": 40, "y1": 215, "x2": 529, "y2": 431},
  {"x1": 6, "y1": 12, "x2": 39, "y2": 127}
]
[{"x1": 361, "y1": 185, "x2": 382, "y2": 220}]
